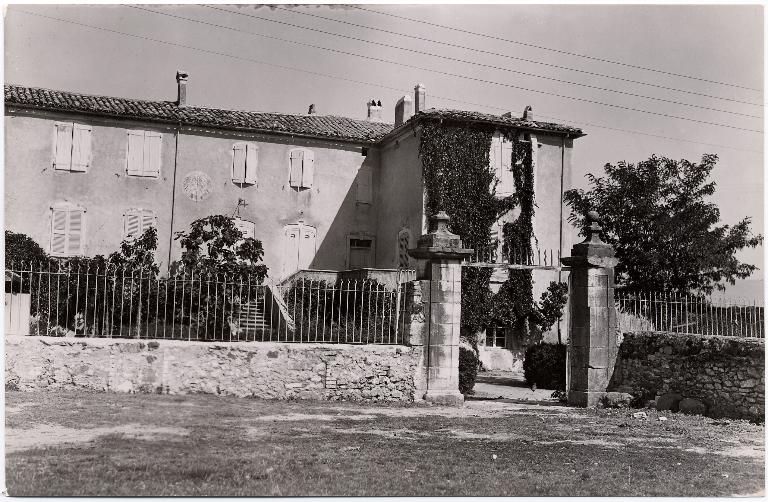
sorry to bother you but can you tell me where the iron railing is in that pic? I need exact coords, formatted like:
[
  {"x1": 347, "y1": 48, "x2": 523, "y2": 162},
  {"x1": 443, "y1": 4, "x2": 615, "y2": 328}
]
[
  {"x1": 465, "y1": 243, "x2": 561, "y2": 269},
  {"x1": 615, "y1": 290, "x2": 764, "y2": 338},
  {"x1": 4, "y1": 262, "x2": 409, "y2": 344}
]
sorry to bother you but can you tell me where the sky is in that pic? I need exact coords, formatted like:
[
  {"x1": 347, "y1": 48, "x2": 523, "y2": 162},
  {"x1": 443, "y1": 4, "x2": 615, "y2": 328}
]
[{"x1": 4, "y1": 3, "x2": 764, "y2": 296}]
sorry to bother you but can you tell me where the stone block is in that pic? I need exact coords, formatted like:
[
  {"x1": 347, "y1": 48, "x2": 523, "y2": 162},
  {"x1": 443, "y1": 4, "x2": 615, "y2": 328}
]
[
  {"x1": 679, "y1": 398, "x2": 707, "y2": 416},
  {"x1": 428, "y1": 322, "x2": 458, "y2": 346},
  {"x1": 656, "y1": 392, "x2": 683, "y2": 412},
  {"x1": 425, "y1": 390, "x2": 464, "y2": 406}
]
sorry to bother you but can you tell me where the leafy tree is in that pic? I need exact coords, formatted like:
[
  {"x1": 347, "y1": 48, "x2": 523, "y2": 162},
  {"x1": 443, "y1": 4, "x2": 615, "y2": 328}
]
[
  {"x1": 174, "y1": 215, "x2": 268, "y2": 282},
  {"x1": 564, "y1": 154, "x2": 762, "y2": 295},
  {"x1": 5, "y1": 231, "x2": 49, "y2": 267}
]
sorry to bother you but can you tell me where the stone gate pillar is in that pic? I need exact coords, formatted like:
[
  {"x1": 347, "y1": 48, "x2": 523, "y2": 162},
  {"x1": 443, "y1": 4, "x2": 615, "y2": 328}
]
[
  {"x1": 562, "y1": 211, "x2": 619, "y2": 407},
  {"x1": 409, "y1": 212, "x2": 473, "y2": 406}
]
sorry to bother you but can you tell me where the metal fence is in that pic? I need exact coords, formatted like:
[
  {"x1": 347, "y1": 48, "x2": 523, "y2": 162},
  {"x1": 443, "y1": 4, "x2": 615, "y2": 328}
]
[
  {"x1": 465, "y1": 243, "x2": 561, "y2": 269},
  {"x1": 5, "y1": 262, "x2": 409, "y2": 345},
  {"x1": 615, "y1": 290, "x2": 764, "y2": 338}
]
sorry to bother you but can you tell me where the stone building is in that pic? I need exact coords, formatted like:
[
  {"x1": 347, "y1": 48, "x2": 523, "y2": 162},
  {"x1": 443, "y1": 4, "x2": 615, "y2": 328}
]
[{"x1": 4, "y1": 73, "x2": 584, "y2": 364}]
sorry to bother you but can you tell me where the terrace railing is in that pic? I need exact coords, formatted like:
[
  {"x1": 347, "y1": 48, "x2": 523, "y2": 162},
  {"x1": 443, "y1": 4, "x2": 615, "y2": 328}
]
[
  {"x1": 615, "y1": 290, "x2": 764, "y2": 338},
  {"x1": 464, "y1": 242, "x2": 561, "y2": 270},
  {"x1": 5, "y1": 262, "x2": 409, "y2": 345}
]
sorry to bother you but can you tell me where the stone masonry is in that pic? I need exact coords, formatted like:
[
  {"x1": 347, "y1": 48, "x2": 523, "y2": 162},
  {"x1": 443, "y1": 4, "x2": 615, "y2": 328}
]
[
  {"x1": 5, "y1": 335, "x2": 420, "y2": 402},
  {"x1": 562, "y1": 212, "x2": 620, "y2": 407}
]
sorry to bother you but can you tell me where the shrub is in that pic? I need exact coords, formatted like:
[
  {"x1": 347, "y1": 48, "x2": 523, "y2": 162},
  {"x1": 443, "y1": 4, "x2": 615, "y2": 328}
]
[
  {"x1": 523, "y1": 343, "x2": 566, "y2": 390},
  {"x1": 458, "y1": 346, "x2": 480, "y2": 395}
]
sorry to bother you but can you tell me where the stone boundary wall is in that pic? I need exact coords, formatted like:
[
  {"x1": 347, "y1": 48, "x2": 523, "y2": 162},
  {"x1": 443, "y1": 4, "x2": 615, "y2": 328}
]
[
  {"x1": 5, "y1": 335, "x2": 421, "y2": 402},
  {"x1": 608, "y1": 332, "x2": 764, "y2": 421}
]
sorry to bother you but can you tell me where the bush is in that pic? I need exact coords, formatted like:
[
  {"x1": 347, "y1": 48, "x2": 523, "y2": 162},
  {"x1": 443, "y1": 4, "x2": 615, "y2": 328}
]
[
  {"x1": 458, "y1": 346, "x2": 480, "y2": 395},
  {"x1": 523, "y1": 343, "x2": 566, "y2": 390}
]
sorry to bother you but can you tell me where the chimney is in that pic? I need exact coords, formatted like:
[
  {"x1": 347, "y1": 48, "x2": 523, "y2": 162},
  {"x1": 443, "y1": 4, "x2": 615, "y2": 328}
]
[
  {"x1": 395, "y1": 95, "x2": 413, "y2": 126},
  {"x1": 308, "y1": 104, "x2": 317, "y2": 115},
  {"x1": 414, "y1": 83, "x2": 426, "y2": 113},
  {"x1": 176, "y1": 70, "x2": 189, "y2": 107},
  {"x1": 367, "y1": 99, "x2": 383, "y2": 122},
  {"x1": 522, "y1": 105, "x2": 533, "y2": 121}
]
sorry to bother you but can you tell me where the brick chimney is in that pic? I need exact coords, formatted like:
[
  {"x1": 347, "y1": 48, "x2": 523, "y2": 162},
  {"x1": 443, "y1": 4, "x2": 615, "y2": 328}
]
[
  {"x1": 414, "y1": 83, "x2": 426, "y2": 113},
  {"x1": 308, "y1": 104, "x2": 317, "y2": 115},
  {"x1": 176, "y1": 70, "x2": 189, "y2": 107},
  {"x1": 367, "y1": 99, "x2": 383, "y2": 122},
  {"x1": 395, "y1": 95, "x2": 413, "y2": 126},
  {"x1": 523, "y1": 105, "x2": 533, "y2": 121}
]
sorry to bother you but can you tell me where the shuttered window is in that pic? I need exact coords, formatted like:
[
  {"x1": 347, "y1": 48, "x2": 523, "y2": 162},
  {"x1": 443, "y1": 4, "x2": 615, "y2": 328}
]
[
  {"x1": 123, "y1": 209, "x2": 157, "y2": 240},
  {"x1": 126, "y1": 130, "x2": 162, "y2": 177},
  {"x1": 232, "y1": 143, "x2": 259, "y2": 184},
  {"x1": 50, "y1": 204, "x2": 85, "y2": 256},
  {"x1": 283, "y1": 223, "x2": 317, "y2": 277},
  {"x1": 491, "y1": 132, "x2": 514, "y2": 196},
  {"x1": 53, "y1": 122, "x2": 92, "y2": 172},
  {"x1": 356, "y1": 166, "x2": 373, "y2": 204},
  {"x1": 233, "y1": 218, "x2": 256, "y2": 240},
  {"x1": 288, "y1": 148, "x2": 315, "y2": 188}
]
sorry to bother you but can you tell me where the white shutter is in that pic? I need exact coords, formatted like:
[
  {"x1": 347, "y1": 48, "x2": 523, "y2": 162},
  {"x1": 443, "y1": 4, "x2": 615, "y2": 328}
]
[
  {"x1": 140, "y1": 210, "x2": 156, "y2": 234},
  {"x1": 289, "y1": 150, "x2": 302, "y2": 187},
  {"x1": 67, "y1": 210, "x2": 84, "y2": 255},
  {"x1": 70, "y1": 124, "x2": 92, "y2": 172},
  {"x1": 232, "y1": 143, "x2": 246, "y2": 183},
  {"x1": 124, "y1": 211, "x2": 141, "y2": 240},
  {"x1": 356, "y1": 167, "x2": 372, "y2": 204},
  {"x1": 53, "y1": 123, "x2": 73, "y2": 171},
  {"x1": 501, "y1": 136, "x2": 513, "y2": 171},
  {"x1": 145, "y1": 131, "x2": 162, "y2": 177},
  {"x1": 126, "y1": 130, "x2": 145, "y2": 176},
  {"x1": 489, "y1": 133, "x2": 501, "y2": 174},
  {"x1": 284, "y1": 226, "x2": 300, "y2": 276},
  {"x1": 298, "y1": 226, "x2": 317, "y2": 269},
  {"x1": 245, "y1": 143, "x2": 259, "y2": 184},
  {"x1": 51, "y1": 208, "x2": 68, "y2": 255},
  {"x1": 234, "y1": 219, "x2": 255, "y2": 240},
  {"x1": 301, "y1": 150, "x2": 315, "y2": 188}
]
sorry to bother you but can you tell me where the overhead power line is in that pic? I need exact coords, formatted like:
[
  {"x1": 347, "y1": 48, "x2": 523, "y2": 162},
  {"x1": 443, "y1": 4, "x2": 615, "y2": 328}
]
[
  {"x1": 200, "y1": 5, "x2": 761, "y2": 118},
  {"x1": 9, "y1": 8, "x2": 763, "y2": 155},
  {"x1": 124, "y1": 6, "x2": 761, "y2": 133},
  {"x1": 265, "y1": 4, "x2": 761, "y2": 107},
  {"x1": 351, "y1": 5, "x2": 762, "y2": 93}
]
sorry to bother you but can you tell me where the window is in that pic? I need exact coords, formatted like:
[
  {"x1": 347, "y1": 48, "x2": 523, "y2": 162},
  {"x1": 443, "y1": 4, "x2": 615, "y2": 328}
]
[
  {"x1": 283, "y1": 222, "x2": 317, "y2": 276},
  {"x1": 356, "y1": 166, "x2": 373, "y2": 204},
  {"x1": 288, "y1": 148, "x2": 315, "y2": 189},
  {"x1": 232, "y1": 143, "x2": 259, "y2": 184},
  {"x1": 349, "y1": 238, "x2": 373, "y2": 269},
  {"x1": 489, "y1": 132, "x2": 514, "y2": 196},
  {"x1": 126, "y1": 130, "x2": 162, "y2": 177},
  {"x1": 233, "y1": 218, "x2": 256, "y2": 240},
  {"x1": 123, "y1": 209, "x2": 157, "y2": 240},
  {"x1": 397, "y1": 228, "x2": 411, "y2": 269},
  {"x1": 50, "y1": 203, "x2": 85, "y2": 256},
  {"x1": 485, "y1": 325, "x2": 507, "y2": 348},
  {"x1": 53, "y1": 122, "x2": 92, "y2": 172}
]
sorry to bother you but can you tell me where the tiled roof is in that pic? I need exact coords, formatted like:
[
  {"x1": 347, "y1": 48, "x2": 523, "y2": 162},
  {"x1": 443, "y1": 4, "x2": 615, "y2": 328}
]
[
  {"x1": 389, "y1": 108, "x2": 585, "y2": 139},
  {"x1": 5, "y1": 84, "x2": 584, "y2": 144},
  {"x1": 4, "y1": 84, "x2": 394, "y2": 144}
]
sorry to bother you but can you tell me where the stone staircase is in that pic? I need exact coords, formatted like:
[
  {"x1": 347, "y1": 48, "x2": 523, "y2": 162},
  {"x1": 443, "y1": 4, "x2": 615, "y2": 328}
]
[{"x1": 238, "y1": 302, "x2": 269, "y2": 335}]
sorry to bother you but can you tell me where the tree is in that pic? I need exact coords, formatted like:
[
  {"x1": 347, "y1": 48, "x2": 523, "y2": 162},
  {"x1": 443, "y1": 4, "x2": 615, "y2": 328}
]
[
  {"x1": 173, "y1": 215, "x2": 268, "y2": 282},
  {"x1": 564, "y1": 154, "x2": 762, "y2": 295}
]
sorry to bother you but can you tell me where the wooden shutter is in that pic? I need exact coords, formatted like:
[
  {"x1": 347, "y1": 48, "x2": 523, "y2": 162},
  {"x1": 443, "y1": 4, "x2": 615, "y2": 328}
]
[
  {"x1": 144, "y1": 131, "x2": 162, "y2": 177},
  {"x1": 67, "y1": 210, "x2": 84, "y2": 255},
  {"x1": 234, "y1": 219, "x2": 255, "y2": 240},
  {"x1": 50, "y1": 208, "x2": 68, "y2": 255},
  {"x1": 490, "y1": 133, "x2": 502, "y2": 173},
  {"x1": 140, "y1": 210, "x2": 156, "y2": 234},
  {"x1": 232, "y1": 143, "x2": 247, "y2": 183},
  {"x1": 284, "y1": 226, "x2": 300, "y2": 276},
  {"x1": 245, "y1": 143, "x2": 259, "y2": 184},
  {"x1": 126, "y1": 130, "x2": 145, "y2": 175},
  {"x1": 53, "y1": 123, "x2": 73, "y2": 170},
  {"x1": 70, "y1": 124, "x2": 92, "y2": 172},
  {"x1": 124, "y1": 210, "x2": 141, "y2": 240},
  {"x1": 356, "y1": 167, "x2": 373, "y2": 204},
  {"x1": 501, "y1": 136, "x2": 513, "y2": 171},
  {"x1": 288, "y1": 150, "x2": 302, "y2": 187},
  {"x1": 301, "y1": 150, "x2": 315, "y2": 188},
  {"x1": 298, "y1": 226, "x2": 317, "y2": 269}
]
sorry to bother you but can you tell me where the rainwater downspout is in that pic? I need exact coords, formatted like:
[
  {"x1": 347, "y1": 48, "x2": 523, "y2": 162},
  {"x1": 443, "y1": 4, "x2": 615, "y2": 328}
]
[
  {"x1": 557, "y1": 135, "x2": 567, "y2": 344},
  {"x1": 167, "y1": 122, "x2": 181, "y2": 270}
]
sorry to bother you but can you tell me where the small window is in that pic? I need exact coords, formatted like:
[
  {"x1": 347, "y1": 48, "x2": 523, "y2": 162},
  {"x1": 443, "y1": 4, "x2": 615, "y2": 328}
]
[
  {"x1": 53, "y1": 122, "x2": 92, "y2": 172},
  {"x1": 50, "y1": 203, "x2": 86, "y2": 256},
  {"x1": 232, "y1": 143, "x2": 259, "y2": 185},
  {"x1": 288, "y1": 148, "x2": 315, "y2": 189},
  {"x1": 485, "y1": 325, "x2": 507, "y2": 348},
  {"x1": 397, "y1": 229, "x2": 411, "y2": 269},
  {"x1": 356, "y1": 166, "x2": 373, "y2": 204},
  {"x1": 233, "y1": 218, "x2": 256, "y2": 240},
  {"x1": 349, "y1": 238, "x2": 373, "y2": 269},
  {"x1": 490, "y1": 132, "x2": 514, "y2": 196},
  {"x1": 123, "y1": 209, "x2": 157, "y2": 240},
  {"x1": 126, "y1": 130, "x2": 162, "y2": 177}
]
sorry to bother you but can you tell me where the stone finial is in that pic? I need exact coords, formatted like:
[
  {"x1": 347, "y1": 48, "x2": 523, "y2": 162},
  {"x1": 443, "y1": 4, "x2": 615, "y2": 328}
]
[
  {"x1": 429, "y1": 211, "x2": 451, "y2": 234},
  {"x1": 584, "y1": 210, "x2": 604, "y2": 244},
  {"x1": 409, "y1": 212, "x2": 473, "y2": 260}
]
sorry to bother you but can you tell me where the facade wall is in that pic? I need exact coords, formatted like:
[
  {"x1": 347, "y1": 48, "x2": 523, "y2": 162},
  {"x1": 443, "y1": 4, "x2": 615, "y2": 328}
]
[
  {"x1": 5, "y1": 108, "x2": 379, "y2": 281},
  {"x1": 375, "y1": 128, "x2": 426, "y2": 269},
  {"x1": 5, "y1": 335, "x2": 420, "y2": 402}
]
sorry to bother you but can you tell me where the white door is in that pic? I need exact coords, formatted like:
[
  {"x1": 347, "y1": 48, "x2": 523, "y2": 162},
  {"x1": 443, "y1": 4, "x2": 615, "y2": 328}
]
[{"x1": 283, "y1": 223, "x2": 317, "y2": 277}]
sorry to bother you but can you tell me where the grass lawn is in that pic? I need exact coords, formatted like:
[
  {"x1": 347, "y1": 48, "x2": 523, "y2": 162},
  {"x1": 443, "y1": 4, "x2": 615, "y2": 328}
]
[{"x1": 5, "y1": 390, "x2": 764, "y2": 496}]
